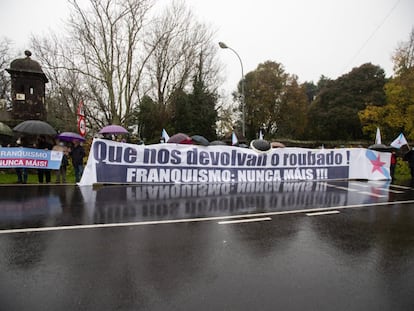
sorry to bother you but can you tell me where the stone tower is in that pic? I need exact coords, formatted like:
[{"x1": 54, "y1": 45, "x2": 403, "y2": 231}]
[{"x1": 6, "y1": 50, "x2": 48, "y2": 122}]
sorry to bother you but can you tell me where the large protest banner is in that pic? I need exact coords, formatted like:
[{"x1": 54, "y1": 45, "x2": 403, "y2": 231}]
[
  {"x1": 0, "y1": 147, "x2": 63, "y2": 170},
  {"x1": 78, "y1": 139, "x2": 391, "y2": 186}
]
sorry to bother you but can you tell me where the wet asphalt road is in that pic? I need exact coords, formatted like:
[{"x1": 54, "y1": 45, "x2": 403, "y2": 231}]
[{"x1": 0, "y1": 180, "x2": 414, "y2": 311}]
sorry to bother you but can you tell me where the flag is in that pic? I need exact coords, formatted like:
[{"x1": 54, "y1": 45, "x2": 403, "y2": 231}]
[
  {"x1": 390, "y1": 133, "x2": 408, "y2": 149},
  {"x1": 232, "y1": 132, "x2": 238, "y2": 146},
  {"x1": 259, "y1": 129, "x2": 264, "y2": 140},
  {"x1": 161, "y1": 128, "x2": 170, "y2": 143},
  {"x1": 375, "y1": 127, "x2": 381, "y2": 145}
]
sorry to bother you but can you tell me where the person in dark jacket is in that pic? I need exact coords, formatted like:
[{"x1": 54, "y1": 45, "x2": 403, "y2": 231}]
[
  {"x1": 70, "y1": 139, "x2": 86, "y2": 182},
  {"x1": 37, "y1": 136, "x2": 53, "y2": 183},
  {"x1": 15, "y1": 137, "x2": 28, "y2": 184},
  {"x1": 390, "y1": 151, "x2": 397, "y2": 180},
  {"x1": 403, "y1": 148, "x2": 414, "y2": 180}
]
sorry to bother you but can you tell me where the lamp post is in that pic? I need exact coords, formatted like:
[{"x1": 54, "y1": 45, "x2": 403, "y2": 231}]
[{"x1": 219, "y1": 41, "x2": 245, "y2": 137}]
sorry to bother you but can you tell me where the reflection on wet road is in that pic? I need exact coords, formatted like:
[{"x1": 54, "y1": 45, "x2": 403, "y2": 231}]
[
  {"x1": 1, "y1": 180, "x2": 414, "y2": 310},
  {"x1": 0, "y1": 180, "x2": 413, "y2": 231}
]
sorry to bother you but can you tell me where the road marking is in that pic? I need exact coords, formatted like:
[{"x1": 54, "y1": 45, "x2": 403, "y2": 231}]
[
  {"x1": 358, "y1": 191, "x2": 388, "y2": 198},
  {"x1": 306, "y1": 211, "x2": 340, "y2": 217},
  {"x1": 368, "y1": 181, "x2": 414, "y2": 190},
  {"x1": 343, "y1": 182, "x2": 407, "y2": 194},
  {"x1": 390, "y1": 184, "x2": 413, "y2": 190},
  {"x1": 218, "y1": 217, "x2": 271, "y2": 225},
  {"x1": 326, "y1": 184, "x2": 359, "y2": 191},
  {"x1": 1, "y1": 199, "x2": 414, "y2": 235},
  {"x1": 379, "y1": 188, "x2": 404, "y2": 194}
]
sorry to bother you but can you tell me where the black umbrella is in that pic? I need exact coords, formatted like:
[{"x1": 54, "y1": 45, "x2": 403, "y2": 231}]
[
  {"x1": 250, "y1": 139, "x2": 271, "y2": 153},
  {"x1": 210, "y1": 140, "x2": 227, "y2": 146},
  {"x1": 0, "y1": 122, "x2": 13, "y2": 137},
  {"x1": 13, "y1": 120, "x2": 57, "y2": 136},
  {"x1": 368, "y1": 144, "x2": 394, "y2": 152},
  {"x1": 191, "y1": 135, "x2": 209, "y2": 146}
]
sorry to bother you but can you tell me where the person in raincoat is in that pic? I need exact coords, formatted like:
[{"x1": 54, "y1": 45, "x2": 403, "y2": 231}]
[
  {"x1": 36, "y1": 136, "x2": 53, "y2": 183},
  {"x1": 53, "y1": 138, "x2": 69, "y2": 183},
  {"x1": 69, "y1": 139, "x2": 86, "y2": 182}
]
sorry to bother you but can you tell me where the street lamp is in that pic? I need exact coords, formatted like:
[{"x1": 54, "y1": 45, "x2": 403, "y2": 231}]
[{"x1": 219, "y1": 41, "x2": 245, "y2": 137}]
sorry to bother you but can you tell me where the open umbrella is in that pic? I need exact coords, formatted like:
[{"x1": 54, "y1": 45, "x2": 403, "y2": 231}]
[
  {"x1": 167, "y1": 133, "x2": 192, "y2": 144},
  {"x1": 57, "y1": 131, "x2": 85, "y2": 142},
  {"x1": 209, "y1": 140, "x2": 227, "y2": 146},
  {"x1": 250, "y1": 139, "x2": 271, "y2": 153},
  {"x1": 271, "y1": 141, "x2": 286, "y2": 148},
  {"x1": 368, "y1": 144, "x2": 394, "y2": 152},
  {"x1": 13, "y1": 120, "x2": 57, "y2": 136},
  {"x1": 0, "y1": 122, "x2": 13, "y2": 136},
  {"x1": 191, "y1": 135, "x2": 209, "y2": 146},
  {"x1": 99, "y1": 125, "x2": 128, "y2": 135}
]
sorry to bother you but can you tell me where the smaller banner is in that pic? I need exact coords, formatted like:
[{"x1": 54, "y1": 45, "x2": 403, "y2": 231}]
[{"x1": 0, "y1": 147, "x2": 63, "y2": 169}]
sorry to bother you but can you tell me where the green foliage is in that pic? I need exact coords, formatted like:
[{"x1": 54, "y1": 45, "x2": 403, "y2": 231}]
[
  {"x1": 133, "y1": 69, "x2": 218, "y2": 143},
  {"x1": 243, "y1": 61, "x2": 308, "y2": 140},
  {"x1": 170, "y1": 74, "x2": 218, "y2": 140},
  {"x1": 134, "y1": 95, "x2": 164, "y2": 143},
  {"x1": 0, "y1": 168, "x2": 77, "y2": 184},
  {"x1": 170, "y1": 88, "x2": 192, "y2": 134},
  {"x1": 187, "y1": 76, "x2": 218, "y2": 140},
  {"x1": 307, "y1": 63, "x2": 387, "y2": 140},
  {"x1": 359, "y1": 29, "x2": 414, "y2": 143}
]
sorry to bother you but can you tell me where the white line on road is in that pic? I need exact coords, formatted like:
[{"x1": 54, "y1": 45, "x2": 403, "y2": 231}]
[
  {"x1": 326, "y1": 184, "x2": 359, "y2": 191},
  {"x1": 218, "y1": 217, "x2": 272, "y2": 225},
  {"x1": 306, "y1": 211, "x2": 340, "y2": 217},
  {"x1": 378, "y1": 188, "x2": 404, "y2": 194},
  {"x1": 390, "y1": 184, "x2": 413, "y2": 190},
  {"x1": 1, "y1": 199, "x2": 414, "y2": 235},
  {"x1": 358, "y1": 191, "x2": 388, "y2": 198}
]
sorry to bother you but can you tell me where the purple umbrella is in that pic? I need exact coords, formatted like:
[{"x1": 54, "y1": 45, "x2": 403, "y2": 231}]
[
  {"x1": 57, "y1": 132, "x2": 85, "y2": 142},
  {"x1": 98, "y1": 125, "x2": 128, "y2": 134}
]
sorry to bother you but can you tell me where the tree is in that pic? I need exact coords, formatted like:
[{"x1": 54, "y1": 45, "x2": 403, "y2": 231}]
[
  {"x1": 243, "y1": 61, "x2": 287, "y2": 139},
  {"x1": 187, "y1": 57, "x2": 218, "y2": 140},
  {"x1": 308, "y1": 63, "x2": 386, "y2": 140},
  {"x1": 392, "y1": 27, "x2": 414, "y2": 76},
  {"x1": 359, "y1": 28, "x2": 414, "y2": 141},
  {"x1": 0, "y1": 38, "x2": 12, "y2": 110},
  {"x1": 31, "y1": 0, "x2": 220, "y2": 137},
  {"x1": 31, "y1": 0, "x2": 153, "y2": 131},
  {"x1": 242, "y1": 60, "x2": 308, "y2": 140},
  {"x1": 278, "y1": 76, "x2": 309, "y2": 138},
  {"x1": 133, "y1": 95, "x2": 160, "y2": 143},
  {"x1": 143, "y1": 0, "x2": 220, "y2": 139},
  {"x1": 168, "y1": 52, "x2": 218, "y2": 140}
]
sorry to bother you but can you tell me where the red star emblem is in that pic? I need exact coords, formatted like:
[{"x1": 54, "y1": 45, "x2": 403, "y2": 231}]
[{"x1": 370, "y1": 154, "x2": 386, "y2": 173}]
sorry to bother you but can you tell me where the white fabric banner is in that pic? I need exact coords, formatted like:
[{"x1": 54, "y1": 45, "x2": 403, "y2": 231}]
[{"x1": 78, "y1": 139, "x2": 391, "y2": 186}]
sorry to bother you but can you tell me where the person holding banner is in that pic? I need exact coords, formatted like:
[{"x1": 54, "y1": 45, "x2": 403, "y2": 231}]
[
  {"x1": 53, "y1": 139, "x2": 68, "y2": 183},
  {"x1": 36, "y1": 136, "x2": 53, "y2": 184},
  {"x1": 15, "y1": 137, "x2": 28, "y2": 184},
  {"x1": 70, "y1": 139, "x2": 86, "y2": 182}
]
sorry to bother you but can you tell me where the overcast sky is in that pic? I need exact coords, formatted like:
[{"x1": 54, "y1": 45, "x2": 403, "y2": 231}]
[{"x1": 1, "y1": 0, "x2": 413, "y2": 95}]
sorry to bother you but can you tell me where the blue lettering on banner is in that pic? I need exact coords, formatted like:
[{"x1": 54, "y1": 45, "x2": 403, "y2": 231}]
[
  {"x1": 95, "y1": 163, "x2": 349, "y2": 184},
  {"x1": 79, "y1": 139, "x2": 388, "y2": 185}
]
